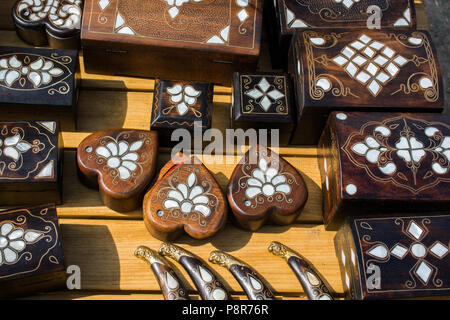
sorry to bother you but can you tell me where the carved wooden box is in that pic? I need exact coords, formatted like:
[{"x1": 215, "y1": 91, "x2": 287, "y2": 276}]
[
  {"x1": 13, "y1": 0, "x2": 84, "y2": 49},
  {"x1": 267, "y1": 0, "x2": 416, "y2": 68},
  {"x1": 0, "y1": 121, "x2": 63, "y2": 205},
  {"x1": 77, "y1": 129, "x2": 158, "y2": 212},
  {"x1": 228, "y1": 145, "x2": 308, "y2": 231},
  {"x1": 0, "y1": 203, "x2": 66, "y2": 298},
  {"x1": 335, "y1": 214, "x2": 450, "y2": 300},
  {"x1": 81, "y1": 0, "x2": 263, "y2": 85},
  {"x1": 289, "y1": 30, "x2": 444, "y2": 145},
  {"x1": 0, "y1": 46, "x2": 79, "y2": 130},
  {"x1": 143, "y1": 154, "x2": 227, "y2": 241},
  {"x1": 151, "y1": 79, "x2": 213, "y2": 147},
  {"x1": 318, "y1": 112, "x2": 450, "y2": 230},
  {"x1": 231, "y1": 72, "x2": 294, "y2": 146}
]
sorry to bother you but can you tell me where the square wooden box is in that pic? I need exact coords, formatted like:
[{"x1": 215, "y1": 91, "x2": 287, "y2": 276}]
[
  {"x1": 151, "y1": 79, "x2": 213, "y2": 147},
  {"x1": 266, "y1": 0, "x2": 416, "y2": 68},
  {"x1": 231, "y1": 72, "x2": 294, "y2": 146},
  {"x1": 318, "y1": 112, "x2": 450, "y2": 230},
  {"x1": 0, "y1": 203, "x2": 66, "y2": 298},
  {"x1": 335, "y1": 214, "x2": 450, "y2": 300},
  {"x1": 0, "y1": 46, "x2": 79, "y2": 130},
  {"x1": 81, "y1": 0, "x2": 263, "y2": 85},
  {"x1": 289, "y1": 29, "x2": 444, "y2": 145},
  {"x1": 0, "y1": 121, "x2": 63, "y2": 205}
]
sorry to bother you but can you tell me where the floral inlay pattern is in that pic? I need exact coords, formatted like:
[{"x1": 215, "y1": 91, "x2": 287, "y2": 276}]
[
  {"x1": 360, "y1": 218, "x2": 448, "y2": 289},
  {"x1": 95, "y1": 139, "x2": 144, "y2": 181},
  {"x1": 163, "y1": 172, "x2": 212, "y2": 217},
  {"x1": 0, "y1": 222, "x2": 44, "y2": 266},
  {"x1": 237, "y1": 149, "x2": 298, "y2": 209},
  {"x1": 155, "y1": 167, "x2": 219, "y2": 227},
  {"x1": 245, "y1": 78, "x2": 285, "y2": 112},
  {"x1": 0, "y1": 53, "x2": 72, "y2": 94},
  {"x1": 0, "y1": 55, "x2": 64, "y2": 88},
  {"x1": 245, "y1": 158, "x2": 291, "y2": 199},
  {"x1": 16, "y1": 0, "x2": 82, "y2": 30},
  {"x1": 165, "y1": 84, "x2": 202, "y2": 117},
  {"x1": 0, "y1": 134, "x2": 32, "y2": 162},
  {"x1": 332, "y1": 34, "x2": 409, "y2": 97},
  {"x1": 343, "y1": 116, "x2": 450, "y2": 194}
]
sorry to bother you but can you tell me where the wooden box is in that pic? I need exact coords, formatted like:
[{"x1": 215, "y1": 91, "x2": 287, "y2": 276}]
[
  {"x1": 0, "y1": 121, "x2": 63, "y2": 205},
  {"x1": 0, "y1": 203, "x2": 66, "y2": 298},
  {"x1": 289, "y1": 29, "x2": 444, "y2": 145},
  {"x1": 335, "y1": 214, "x2": 450, "y2": 300},
  {"x1": 231, "y1": 72, "x2": 295, "y2": 146},
  {"x1": 81, "y1": 0, "x2": 263, "y2": 85},
  {"x1": 0, "y1": 46, "x2": 79, "y2": 130},
  {"x1": 318, "y1": 112, "x2": 450, "y2": 230},
  {"x1": 266, "y1": 0, "x2": 416, "y2": 68},
  {"x1": 151, "y1": 79, "x2": 213, "y2": 147},
  {"x1": 12, "y1": 0, "x2": 83, "y2": 49}
]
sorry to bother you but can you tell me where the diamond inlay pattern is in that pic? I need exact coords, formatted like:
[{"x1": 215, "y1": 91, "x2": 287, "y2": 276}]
[{"x1": 332, "y1": 34, "x2": 408, "y2": 97}]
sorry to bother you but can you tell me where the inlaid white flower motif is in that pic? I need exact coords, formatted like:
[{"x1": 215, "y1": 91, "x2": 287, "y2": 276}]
[
  {"x1": 164, "y1": 0, "x2": 202, "y2": 19},
  {"x1": 245, "y1": 158, "x2": 291, "y2": 199},
  {"x1": 163, "y1": 172, "x2": 211, "y2": 217},
  {"x1": 167, "y1": 84, "x2": 202, "y2": 116},
  {"x1": 0, "y1": 134, "x2": 32, "y2": 162},
  {"x1": 245, "y1": 78, "x2": 285, "y2": 112},
  {"x1": 0, "y1": 222, "x2": 43, "y2": 266},
  {"x1": 95, "y1": 140, "x2": 144, "y2": 181},
  {"x1": 0, "y1": 55, "x2": 64, "y2": 88}
]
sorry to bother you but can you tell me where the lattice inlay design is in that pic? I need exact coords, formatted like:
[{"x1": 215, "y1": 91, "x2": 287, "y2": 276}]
[{"x1": 332, "y1": 34, "x2": 408, "y2": 97}]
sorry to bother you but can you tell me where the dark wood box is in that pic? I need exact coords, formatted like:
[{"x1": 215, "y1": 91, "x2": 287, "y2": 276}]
[
  {"x1": 0, "y1": 46, "x2": 79, "y2": 130},
  {"x1": 289, "y1": 29, "x2": 444, "y2": 145},
  {"x1": 12, "y1": 0, "x2": 83, "y2": 49},
  {"x1": 231, "y1": 72, "x2": 295, "y2": 146},
  {"x1": 318, "y1": 112, "x2": 450, "y2": 230},
  {"x1": 81, "y1": 0, "x2": 263, "y2": 85},
  {"x1": 0, "y1": 203, "x2": 66, "y2": 298},
  {"x1": 335, "y1": 214, "x2": 450, "y2": 300},
  {"x1": 266, "y1": 0, "x2": 416, "y2": 68},
  {"x1": 0, "y1": 121, "x2": 63, "y2": 205},
  {"x1": 151, "y1": 79, "x2": 213, "y2": 147}
]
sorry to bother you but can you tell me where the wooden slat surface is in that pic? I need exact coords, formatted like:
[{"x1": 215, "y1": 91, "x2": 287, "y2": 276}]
[{"x1": 0, "y1": 1, "x2": 431, "y2": 300}]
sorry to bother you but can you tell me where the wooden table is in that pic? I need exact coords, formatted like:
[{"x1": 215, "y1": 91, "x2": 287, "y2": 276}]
[{"x1": 0, "y1": 1, "x2": 429, "y2": 300}]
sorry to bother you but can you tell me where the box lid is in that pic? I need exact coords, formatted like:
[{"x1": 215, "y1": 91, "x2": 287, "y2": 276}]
[
  {"x1": 347, "y1": 214, "x2": 450, "y2": 299},
  {"x1": 329, "y1": 112, "x2": 450, "y2": 201},
  {"x1": 81, "y1": 0, "x2": 262, "y2": 56},
  {"x1": 293, "y1": 29, "x2": 444, "y2": 112},
  {"x1": 0, "y1": 46, "x2": 78, "y2": 107},
  {"x1": 278, "y1": 0, "x2": 416, "y2": 33}
]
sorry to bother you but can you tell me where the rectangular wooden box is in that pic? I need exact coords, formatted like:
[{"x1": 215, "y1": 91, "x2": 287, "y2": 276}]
[
  {"x1": 81, "y1": 0, "x2": 263, "y2": 85},
  {"x1": 0, "y1": 121, "x2": 63, "y2": 205},
  {"x1": 267, "y1": 0, "x2": 416, "y2": 68},
  {"x1": 335, "y1": 214, "x2": 450, "y2": 300},
  {"x1": 289, "y1": 29, "x2": 444, "y2": 145},
  {"x1": 318, "y1": 112, "x2": 450, "y2": 230},
  {"x1": 0, "y1": 46, "x2": 79, "y2": 131},
  {"x1": 231, "y1": 72, "x2": 295, "y2": 146},
  {"x1": 0, "y1": 203, "x2": 66, "y2": 298}
]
